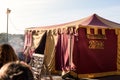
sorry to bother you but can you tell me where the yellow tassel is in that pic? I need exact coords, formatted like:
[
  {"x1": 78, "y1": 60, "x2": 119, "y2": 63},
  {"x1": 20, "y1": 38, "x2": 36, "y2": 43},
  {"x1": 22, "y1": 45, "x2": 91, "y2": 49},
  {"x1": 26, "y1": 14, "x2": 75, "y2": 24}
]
[
  {"x1": 115, "y1": 29, "x2": 119, "y2": 35},
  {"x1": 87, "y1": 27, "x2": 91, "y2": 34},
  {"x1": 102, "y1": 28, "x2": 105, "y2": 35},
  {"x1": 118, "y1": 29, "x2": 120, "y2": 35},
  {"x1": 94, "y1": 28, "x2": 98, "y2": 35}
]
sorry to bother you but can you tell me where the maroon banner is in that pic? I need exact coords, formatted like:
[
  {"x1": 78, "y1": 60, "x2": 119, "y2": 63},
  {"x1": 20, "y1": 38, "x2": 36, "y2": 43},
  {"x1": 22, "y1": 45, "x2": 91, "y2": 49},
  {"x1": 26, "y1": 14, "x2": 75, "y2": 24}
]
[{"x1": 73, "y1": 28, "x2": 117, "y2": 74}]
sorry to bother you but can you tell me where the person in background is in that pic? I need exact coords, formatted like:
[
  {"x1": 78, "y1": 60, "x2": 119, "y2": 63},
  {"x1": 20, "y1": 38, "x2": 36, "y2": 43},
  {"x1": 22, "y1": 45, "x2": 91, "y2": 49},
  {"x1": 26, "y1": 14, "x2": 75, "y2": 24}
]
[
  {"x1": 17, "y1": 51, "x2": 25, "y2": 61},
  {"x1": 0, "y1": 61, "x2": 34, "y2": 80},
  {"x1": 0, "y1": 43, "x2": 19, "y2": 68}
]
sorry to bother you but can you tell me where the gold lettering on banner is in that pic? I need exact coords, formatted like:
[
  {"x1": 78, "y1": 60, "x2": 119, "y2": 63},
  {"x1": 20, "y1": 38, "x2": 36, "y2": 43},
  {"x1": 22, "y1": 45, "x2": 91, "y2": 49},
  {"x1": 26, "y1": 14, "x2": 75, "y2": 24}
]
[
  {"x1": 87, "y1": 34, "x2": 106, "y2": 39},
  {"x1": 89, "y1": 40, "x2": 104, "y2": 49}
]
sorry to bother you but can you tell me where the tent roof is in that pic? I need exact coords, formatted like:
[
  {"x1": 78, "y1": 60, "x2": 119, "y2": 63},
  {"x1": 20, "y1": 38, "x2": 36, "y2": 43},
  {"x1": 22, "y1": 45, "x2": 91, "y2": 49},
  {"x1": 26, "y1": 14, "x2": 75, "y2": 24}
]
[
  {"x1": 26, "y1": 14, "x2": 120, "y2": 31},
  {"x1": 81, "y1": 14, "x2": 120, "y2": 28}
]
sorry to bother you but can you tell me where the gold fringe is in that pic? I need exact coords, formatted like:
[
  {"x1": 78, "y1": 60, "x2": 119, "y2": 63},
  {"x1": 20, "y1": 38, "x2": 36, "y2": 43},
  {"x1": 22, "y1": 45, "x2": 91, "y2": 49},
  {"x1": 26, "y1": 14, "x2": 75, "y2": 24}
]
[
  {"x1": 70, "y1": 71, "x2": 120, "y2": 79},
  {"x1": 94, "y1": 28, "x2": 98, "y2": 35},
  {"x1": 87, "y1": 27, "x2": 91, "y2": 34},
  {"x1": 117, "y1": 29, "x2": 120, "y2": 71},
  {"x1": 115, "y1": 29, "x2": 119, "y2": 35},
  {"x1": 102, "y1": 28, "x2": 105, "y2": 35}
]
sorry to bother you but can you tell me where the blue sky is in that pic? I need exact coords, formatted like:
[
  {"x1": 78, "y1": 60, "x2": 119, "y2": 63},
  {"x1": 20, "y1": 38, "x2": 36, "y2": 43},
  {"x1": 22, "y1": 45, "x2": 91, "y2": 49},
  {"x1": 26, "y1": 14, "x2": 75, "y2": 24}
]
[{"x1": 0, "y1": 0, "x2": 120, "y2": 34}]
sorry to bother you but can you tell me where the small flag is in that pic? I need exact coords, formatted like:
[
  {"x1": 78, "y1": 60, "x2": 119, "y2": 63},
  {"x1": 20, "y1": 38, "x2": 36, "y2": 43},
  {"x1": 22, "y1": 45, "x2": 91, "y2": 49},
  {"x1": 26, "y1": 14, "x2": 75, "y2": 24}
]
[{"x1": 6, "y1": 8, "x2": 11, "y2": 14}]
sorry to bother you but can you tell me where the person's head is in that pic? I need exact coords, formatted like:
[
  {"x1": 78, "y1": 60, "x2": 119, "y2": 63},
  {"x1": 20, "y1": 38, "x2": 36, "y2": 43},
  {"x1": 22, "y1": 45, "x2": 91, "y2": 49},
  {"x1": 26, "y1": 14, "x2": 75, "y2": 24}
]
[
  {"x1": 0, "y1": 43, "x2": 18, "y2": 68},
  {"x1": 0, "y1": 61, "x2": 34, "y2": 80}
]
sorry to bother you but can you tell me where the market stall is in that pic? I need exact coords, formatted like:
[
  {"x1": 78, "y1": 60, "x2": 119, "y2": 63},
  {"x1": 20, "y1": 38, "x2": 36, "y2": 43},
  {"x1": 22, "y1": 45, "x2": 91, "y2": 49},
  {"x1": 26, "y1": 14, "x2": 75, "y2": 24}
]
[{"x1": 24, "y1": 14, "x2": 120, "y2": 79}]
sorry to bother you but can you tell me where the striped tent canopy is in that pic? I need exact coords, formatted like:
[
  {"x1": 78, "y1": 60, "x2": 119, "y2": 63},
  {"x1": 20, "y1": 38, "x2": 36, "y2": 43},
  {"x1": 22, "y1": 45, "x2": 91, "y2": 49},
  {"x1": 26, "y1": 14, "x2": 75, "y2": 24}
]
[{"x1": 25, "y1": 13, "x2": 120, "y2": 32}]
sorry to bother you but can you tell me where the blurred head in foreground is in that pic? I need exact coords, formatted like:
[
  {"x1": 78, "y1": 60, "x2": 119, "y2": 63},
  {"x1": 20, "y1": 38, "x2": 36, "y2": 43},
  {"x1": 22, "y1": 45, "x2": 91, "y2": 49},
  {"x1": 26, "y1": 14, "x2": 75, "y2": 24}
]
[{"x1": 0, "y1": 61, "x2": 34, "y2": 80}]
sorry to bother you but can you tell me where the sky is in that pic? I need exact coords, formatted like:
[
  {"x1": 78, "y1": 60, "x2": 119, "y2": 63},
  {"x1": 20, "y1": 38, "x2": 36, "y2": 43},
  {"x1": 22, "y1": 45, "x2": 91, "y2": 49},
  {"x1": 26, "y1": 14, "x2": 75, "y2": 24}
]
[{"x1": 0, "y1": 0, "x2": 120, "y2": 34}]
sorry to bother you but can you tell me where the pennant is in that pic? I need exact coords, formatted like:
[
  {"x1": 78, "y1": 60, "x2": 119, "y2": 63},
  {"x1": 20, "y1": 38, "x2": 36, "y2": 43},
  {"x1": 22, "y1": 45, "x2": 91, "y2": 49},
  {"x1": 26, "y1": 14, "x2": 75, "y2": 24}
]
[{"x1": 6, "y1": 8, "x2": 11, "y2": 14}]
